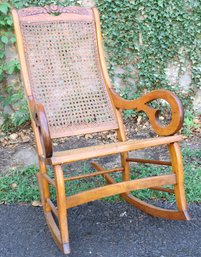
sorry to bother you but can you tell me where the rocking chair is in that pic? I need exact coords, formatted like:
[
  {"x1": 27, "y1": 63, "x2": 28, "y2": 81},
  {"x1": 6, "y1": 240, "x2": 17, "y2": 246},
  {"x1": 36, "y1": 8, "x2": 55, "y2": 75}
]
[{"x1": 12, "y1": 6, "x2": 191, "y2": 254}]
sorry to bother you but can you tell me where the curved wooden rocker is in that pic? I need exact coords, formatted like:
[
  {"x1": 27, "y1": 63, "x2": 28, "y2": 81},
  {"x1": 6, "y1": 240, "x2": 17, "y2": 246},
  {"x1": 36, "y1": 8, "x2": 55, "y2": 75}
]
[{"x1": 12, "y1": 5, "x2": 191, "y2": 255}]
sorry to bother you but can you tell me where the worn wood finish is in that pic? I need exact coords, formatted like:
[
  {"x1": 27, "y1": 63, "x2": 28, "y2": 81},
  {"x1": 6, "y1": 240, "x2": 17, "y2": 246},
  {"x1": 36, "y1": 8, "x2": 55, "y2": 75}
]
[
  {"x1": 92, "y1": 164, "x2": 174, "y2": 194},
  {"x1": 66, "y1": 174, "x2": 176, "y2": 209},
  {"x1": 28, "y1": 97, "x2": 53, "y2": 158},
  {"x1": 110, "y1": 88, "x2": 184, "y2": 136},
  {"x1": 126, "y1": 158, "x2": 172, "y2": 166},
  {"x1": 12, "y1": 9, "x2": 32, "y2": 96},
  {"x1": 47, "y1": 136, "x2": 182, "y2": 165},
  {"x1": 34, "y1": 103, "x2": 53, "y2": 158},
  {"x1": 54, "y1": 165, "x2": 70, "y2": 254},
  {"x1": 93, "y1": 163, "x2": 189, "y2": 219},
  {"x1": 149, "y1": 186, "x2": 174, "y2": 194},
  {"x1": 103, "y1": 173, "x2": 188, "y2": 220},
  {"x1": 168, "y1": 143, "x2": 191, "y2": 219},
  {"x1": 99, "y1": 166, "x2": 175, "y2": 195},
  {"x1": 12, "y1": 5, "x2": 190, "y2": 255},
  {"x1": 37, "y1": 173, "x2": 65, "y2": 251},
  {"x1": 45, "y1": 212, "x2": 68, "y2": 253},
  {"x1": 36, "y1": 173, "x2": 45, "y2": 206},
  {"x1": 43, "y1": 173, "x2": 55, "y2": 187},
  {"x1": 122, "y1": 193, "x2": 190, "y2": 220},
  {"x1": 47, "y1": 198, "x2": 58, "y2": 217},
  {"x1": 64, "y1": 166, "x2": 124, "y2": 182},
  {"x1": 36, "y1": 162, "x2": 51, "y2": 213}
]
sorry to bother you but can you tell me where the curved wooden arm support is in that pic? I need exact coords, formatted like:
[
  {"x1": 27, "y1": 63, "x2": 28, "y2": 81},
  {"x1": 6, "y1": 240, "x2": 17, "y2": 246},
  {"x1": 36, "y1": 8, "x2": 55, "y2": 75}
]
[
  {"x1": 28, "y1": 96, "x2": 53, "y2": 158},
  {"x1": 110, "y1": 89, "x2": 184, "y2": 136}
]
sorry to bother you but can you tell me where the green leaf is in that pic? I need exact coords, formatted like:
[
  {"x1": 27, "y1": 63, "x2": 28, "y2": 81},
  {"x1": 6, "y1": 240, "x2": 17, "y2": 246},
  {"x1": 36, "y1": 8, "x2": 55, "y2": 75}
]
[
  {"x1": 6, "y1": 16, "x2": 13, "y2": 26},
  {"x1": 7, "y1": 65, "x2": 15, "y2": 74},
  {"x1": 1, "y1": 36, "x2": 8, "y2": 44},
  {"x1": 10, "y1": 37, "x2": 16, "y2": 44},
  {"x1": 0, "y1": 2, "x2": 10, "y2": 15},
  {"x1": 0, "y1": 51, "x2": 5, "y2": 58}
]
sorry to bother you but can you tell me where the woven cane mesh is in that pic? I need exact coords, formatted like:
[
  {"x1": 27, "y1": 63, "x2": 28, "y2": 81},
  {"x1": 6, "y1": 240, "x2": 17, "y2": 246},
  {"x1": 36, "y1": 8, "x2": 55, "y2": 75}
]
[{"x1": 19, "y1": 7, "x2": 118, "y2": 138}]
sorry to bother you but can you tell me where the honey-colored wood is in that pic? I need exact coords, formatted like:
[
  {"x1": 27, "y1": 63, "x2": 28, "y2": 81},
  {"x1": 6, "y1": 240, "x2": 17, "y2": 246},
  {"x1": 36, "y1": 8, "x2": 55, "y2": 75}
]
[
  {"x1": 34, "y1": 103, "x2": 53, "y2": 158},
  {"x1": 37, "y1": 171, "x2": 70, "y2": 254},
  {"x1": 66, "y1": 174, "x2": 176, "y2": 209},
  {"x1": 12, "y1": 5, "x2": 190, "y2": 255},
  {"x1": 104, "y1": 174, "x2": 187, "y2": 220},
  {"x1": 47, "y1": 198, "x2": 58, "y2": 217},
  {"x1": 46, "y1": 211, "x2": 70, "y2": 254},
  {"x1": 11, "y1": 9, "x2": 32, "y2": 96},
  {"x1": 113, "y1": 109, "x2": 131, "y2": 186},
  {"x1": 110, "y1": 88, "x2": 184, "y2": 136},
  {"x1": 43, "y1": 173, "x2": 55, "y2": 187},
  {"x1": 126, "y1": 158, "x2": 172, "y2": 166},
  {"x1": 47, "y1": 135, "x2": 182, "y2": 165},
  {"x1": 122, "y1": 193, "x2": 190, "y2": 220},
  {"x1": 168, "y1": 143, "x2": 190, "y2": 217},
  {"x1": 92, "y1": 163, "x2": 189, "y2": 220},
  {"x1": 94, "y1": 158, "x2": 173, "y2": 195},
  {"x1": 36, "y1": 173, "x2": 45, "y2": 206},
  {"x1": 64, "y1": 166, "x2": 124, "y2": 182},
  {"x1": 149, "y1": 186, "x2": 174, "y2": 194},
  {"x1": 37, "y1": 162, "x2": 51, "y2": 213},
  {"x1": 54, "y1": 165, "x2": 70, "y2": 254}
]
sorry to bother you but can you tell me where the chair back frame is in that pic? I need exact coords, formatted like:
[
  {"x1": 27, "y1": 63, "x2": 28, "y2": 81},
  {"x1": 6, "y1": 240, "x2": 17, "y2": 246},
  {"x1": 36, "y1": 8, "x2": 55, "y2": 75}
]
[{"x1": 12, "y1": 7, "x2": 125, "y2": 140}]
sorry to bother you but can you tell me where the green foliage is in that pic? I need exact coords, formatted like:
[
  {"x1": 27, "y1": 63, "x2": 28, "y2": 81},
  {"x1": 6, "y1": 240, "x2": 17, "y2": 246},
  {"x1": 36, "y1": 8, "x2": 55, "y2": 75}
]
[
  {"x1": 0, "y1": 166, "x2": 40, "y2": 203},
  {"x1": 0, "y1": 1, "x2": 13, "y2": 80},
  {"x1": 0, "y1": 1, "x2": 29, "y2": 132},
  {"x1": 97, "y1": 0, "x2": 201, "y2": 91},
  {"x1": 182, "y1": 110, "x2": 200, "y2": 136},
  {"x1": 0, "y1": 0, "x2": 200, "y2": 134},
  {"x1": 0, "y1": 82, "x2": 30, "y2": 134}
]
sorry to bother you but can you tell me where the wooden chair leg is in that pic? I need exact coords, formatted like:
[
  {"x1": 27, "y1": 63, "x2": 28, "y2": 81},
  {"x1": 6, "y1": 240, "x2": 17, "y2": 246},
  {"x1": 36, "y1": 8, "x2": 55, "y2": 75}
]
[
  {"x1": 120, "y1": 152, "x2": 130, "y2": 181},
  {"x1": 36, "y1": 163, "x2": 70, "y2": 254},
  {"x1": 36, "y1": 160, "x2": 51, "y2": 212},
  {"x1": 37, "y1": 173, "x2": 67, "y2": 252},
  {"x1": 168, "y1": 142, "x2": 191, "y2": 220},
  {"x1": 53, "y1": 165, "x2": 70, "y2": 254}
]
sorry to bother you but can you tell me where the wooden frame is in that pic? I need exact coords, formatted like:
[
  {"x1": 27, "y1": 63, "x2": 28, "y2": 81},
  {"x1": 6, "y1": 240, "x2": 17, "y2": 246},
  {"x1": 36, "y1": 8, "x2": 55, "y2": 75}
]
[{"x1": 12, "y1": 6, "x2": 191, "y2": 255}]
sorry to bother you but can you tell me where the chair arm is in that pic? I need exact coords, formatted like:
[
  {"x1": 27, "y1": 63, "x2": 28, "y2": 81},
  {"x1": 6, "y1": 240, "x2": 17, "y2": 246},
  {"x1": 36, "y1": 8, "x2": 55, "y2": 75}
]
[
  {"x1": 110, "y1": 88, "x2": 184, "y2": 136},
  {"x1": 28, "y1": 96, "x2": 53, "y2": 158}
]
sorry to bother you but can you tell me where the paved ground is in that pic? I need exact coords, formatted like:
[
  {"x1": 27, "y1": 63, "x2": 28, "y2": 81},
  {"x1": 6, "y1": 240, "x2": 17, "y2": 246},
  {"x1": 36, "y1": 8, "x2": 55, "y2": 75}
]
[{"x1": 0, "y1": 201, "x2": 201, "y2": 257}]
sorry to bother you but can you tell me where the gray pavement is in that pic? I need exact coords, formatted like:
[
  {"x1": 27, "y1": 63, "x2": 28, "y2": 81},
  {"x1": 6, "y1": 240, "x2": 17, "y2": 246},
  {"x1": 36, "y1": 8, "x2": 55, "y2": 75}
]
[{"x1": 0, "y1": 201, "x2": 201, "y2": 257}]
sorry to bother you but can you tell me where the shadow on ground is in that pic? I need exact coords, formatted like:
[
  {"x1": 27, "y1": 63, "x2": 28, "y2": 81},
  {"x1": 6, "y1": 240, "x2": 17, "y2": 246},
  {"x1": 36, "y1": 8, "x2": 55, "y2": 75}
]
[{"x1": 0, "y1": 201, "x2": 201, "y2": 257}]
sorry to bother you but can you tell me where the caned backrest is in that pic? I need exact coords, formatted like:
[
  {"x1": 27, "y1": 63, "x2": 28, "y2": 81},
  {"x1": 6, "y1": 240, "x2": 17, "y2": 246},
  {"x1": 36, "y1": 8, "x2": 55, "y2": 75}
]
[{"x1": 13, "y1": 6, "x2": 118, "y2": 138}]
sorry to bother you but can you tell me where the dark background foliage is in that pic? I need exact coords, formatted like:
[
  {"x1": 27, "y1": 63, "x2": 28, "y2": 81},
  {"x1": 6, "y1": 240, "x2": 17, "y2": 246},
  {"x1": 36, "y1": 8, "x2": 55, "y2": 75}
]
[{"x1": 0, "y1": 0, "x2": 200, "y2": 134}]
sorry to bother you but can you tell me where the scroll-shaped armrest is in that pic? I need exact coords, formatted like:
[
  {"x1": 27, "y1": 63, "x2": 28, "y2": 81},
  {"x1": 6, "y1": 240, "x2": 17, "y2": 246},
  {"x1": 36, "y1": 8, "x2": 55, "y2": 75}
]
[
  {"x1": 110, "y1": 89, "x2": 184, "y2": 136},
  {"x1": 28, "y1": 96, "x2": 53, "y2": 158}
]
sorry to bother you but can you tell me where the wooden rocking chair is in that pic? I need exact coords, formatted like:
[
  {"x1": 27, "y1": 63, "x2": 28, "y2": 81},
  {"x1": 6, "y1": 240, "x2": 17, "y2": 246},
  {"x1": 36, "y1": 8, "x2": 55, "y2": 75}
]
[{"x1": 12, "y1": 6, "x2": 191, "y2": 254}]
